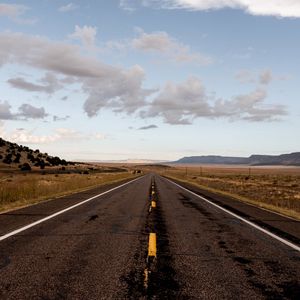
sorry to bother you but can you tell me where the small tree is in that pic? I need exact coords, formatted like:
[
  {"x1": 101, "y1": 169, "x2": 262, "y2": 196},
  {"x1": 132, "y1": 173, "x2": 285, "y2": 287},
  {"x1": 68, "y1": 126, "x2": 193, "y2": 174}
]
[{"x1": 21, "y1": 163, "x2": 31, "y2": 171}]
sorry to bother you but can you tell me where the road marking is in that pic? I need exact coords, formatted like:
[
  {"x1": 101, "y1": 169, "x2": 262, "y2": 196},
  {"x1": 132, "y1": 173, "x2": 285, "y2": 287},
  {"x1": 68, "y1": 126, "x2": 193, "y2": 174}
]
[
  {"x1": 151, "y1": 201, "x2": 156, "y2": 208},
  {"x1": 166, "y1": 178, "x2": 300, "y2": 252},
  {"x1": 148, "y1": 233, "x2": 157, "y2": 257},
  {"x1": 143, "y1": 268, "x2": 149, "y2": 289},
  {"x1": 0, "y1": 176, "x2": 144, "y2": 242}
]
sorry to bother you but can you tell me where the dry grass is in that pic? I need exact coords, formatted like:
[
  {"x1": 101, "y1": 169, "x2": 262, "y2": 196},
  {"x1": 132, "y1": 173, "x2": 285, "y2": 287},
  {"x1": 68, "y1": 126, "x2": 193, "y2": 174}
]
[
  {"x1": 161, "y1": 165, "x2": 300, "y2": 220},
  {"x1": 0, "y1": 171, "x2": 137, "y2": 213}
]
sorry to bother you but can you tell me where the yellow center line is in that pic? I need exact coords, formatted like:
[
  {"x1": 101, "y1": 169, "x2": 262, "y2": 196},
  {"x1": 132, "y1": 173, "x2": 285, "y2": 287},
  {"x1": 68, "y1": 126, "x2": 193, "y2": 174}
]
[{"x1": 148, "y1": 233, "x2": 157, "y2": 257}]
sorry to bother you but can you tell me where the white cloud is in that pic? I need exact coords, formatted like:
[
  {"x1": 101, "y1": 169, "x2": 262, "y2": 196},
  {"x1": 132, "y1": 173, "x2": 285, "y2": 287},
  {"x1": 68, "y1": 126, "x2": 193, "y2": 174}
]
[
  {"x1": 18, "y1": 104, "x2": 48, "y2": 119},
  {"x1": 132, "y1": 29, "x2": 212, "y2": 65},
  {"x1": 69, "y1": 25, "x2": 97, "y2": 48},
  {"x1": 0, "y1": 101, "x2": 14, "y2": 120},
  {"x1": 0, "y1": 126, "x2": 106, "y2": 145},
  {"x1": 83, "y1": 64, "x2": 155, "y2": 117},
  {"x1": 0, "y1": 100, "x2": 48, "y2": 120},
  {"x1": 141, "y1": 77, "x2": 286, "y2": 124},
  {"x1": 0, "y1": 31, "x2": 152, "y2": 117},
  {"x1": 142, "y1": 76, "x2": 212, "y2": 124},
  {"x1": 122, "y1": 0, "x2": 300, "y2": 18},
  {"x1": 235, "y1": 69, "x2": 273, "y2": 85},
  {"x1": 0, "y1": 3, "x2": 36, "y2": 24},
  {"x1": 59, "y1": 3, "x2": 78, "y2": 12},
  {"x1": 259, "y1": 69, "x2": 272, "y2": 85},
  {"x1": 119, "y1": 0, "x2": 136, "y2": 11},
  {"x1": 7, "y1": 72, "x2": 63, "y2": 94},
  {"x1": 94, "y1": 133, "x2": 106, "y2": 140},
  {"x1": 0, "y1": 31, "x2": 287, "y2": 126},
  {"x1": 0, "y1": 3, "x2": 27, "y2": 18}
]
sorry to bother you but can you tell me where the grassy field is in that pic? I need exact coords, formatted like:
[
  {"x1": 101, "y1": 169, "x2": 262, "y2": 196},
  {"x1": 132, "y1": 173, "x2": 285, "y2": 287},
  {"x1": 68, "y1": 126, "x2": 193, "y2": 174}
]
[
  {"x1": 159, "y1": 165, "x2": 300, "y2": 220},
  {"x1": 0, "y1": 167, "x2": 137, "y2": 213}
]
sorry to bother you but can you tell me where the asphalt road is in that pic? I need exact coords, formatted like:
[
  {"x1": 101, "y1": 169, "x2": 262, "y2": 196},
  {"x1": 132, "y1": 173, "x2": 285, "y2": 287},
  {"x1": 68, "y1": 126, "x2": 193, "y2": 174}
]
[{"x1": 0, "y1": 174, "x2": 299, "y2": 299}]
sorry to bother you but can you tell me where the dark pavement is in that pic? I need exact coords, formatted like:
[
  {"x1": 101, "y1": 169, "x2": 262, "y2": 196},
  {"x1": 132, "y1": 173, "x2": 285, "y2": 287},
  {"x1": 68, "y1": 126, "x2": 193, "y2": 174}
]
[{"x1": 0, "y1": 174, "x2": 299, "y2": 299}]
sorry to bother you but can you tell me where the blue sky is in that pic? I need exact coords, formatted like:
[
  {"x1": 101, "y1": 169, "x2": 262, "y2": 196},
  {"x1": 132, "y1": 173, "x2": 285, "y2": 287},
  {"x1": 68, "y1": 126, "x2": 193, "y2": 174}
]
[{"x1": 0, "y1": 0, "x2": 299, "y2": 160}]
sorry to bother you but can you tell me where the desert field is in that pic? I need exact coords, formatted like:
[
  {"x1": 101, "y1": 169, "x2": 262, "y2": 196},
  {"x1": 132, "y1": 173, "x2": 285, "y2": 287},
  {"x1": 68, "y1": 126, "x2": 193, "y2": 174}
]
[
  {"x1": 0, "y1": 163, "x2": 138, "y2": 213},
  {"x1": 151, "y1": 164, "x2": 300, "y2": 220}
]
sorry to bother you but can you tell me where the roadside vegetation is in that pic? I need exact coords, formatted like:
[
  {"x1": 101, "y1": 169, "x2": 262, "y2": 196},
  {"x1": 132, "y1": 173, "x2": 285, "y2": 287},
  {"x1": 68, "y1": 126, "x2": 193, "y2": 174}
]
[
  {"x1": 0, "y1": 168, "x2": 137, "y2": 213},
  {"x1": 158, "y1": 166, "x2": 300, "y2": 220}
]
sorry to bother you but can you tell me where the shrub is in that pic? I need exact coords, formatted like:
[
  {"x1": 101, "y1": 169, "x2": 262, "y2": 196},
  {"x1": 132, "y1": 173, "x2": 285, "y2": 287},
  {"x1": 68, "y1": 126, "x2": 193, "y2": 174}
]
[
  {"x1": 20, "y1": 163, "x2": 31, "y2": 171},
  {"x1": 3, "y1": 154, "x2": 12, "y2": 164}
]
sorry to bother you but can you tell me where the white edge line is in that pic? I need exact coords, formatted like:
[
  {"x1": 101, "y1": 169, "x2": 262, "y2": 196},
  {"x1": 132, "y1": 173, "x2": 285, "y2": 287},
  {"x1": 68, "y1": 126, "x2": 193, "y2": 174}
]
[
  {"x1": 0, "y1": 176, "x2": 143, "y2": 242},
  {"x1": 165, "y1": 178, "x2": 300, "y2": 252}
]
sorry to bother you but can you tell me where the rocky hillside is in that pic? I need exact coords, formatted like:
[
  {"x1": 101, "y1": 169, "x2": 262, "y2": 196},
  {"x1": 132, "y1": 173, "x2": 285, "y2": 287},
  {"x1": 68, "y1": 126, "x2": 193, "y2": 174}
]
[
  {"x1": 173, "y1": 152, "x2": 300, "y2": 166},
  {"x1": 0, "y1": 138, "x2": 72, "y2": 170}
]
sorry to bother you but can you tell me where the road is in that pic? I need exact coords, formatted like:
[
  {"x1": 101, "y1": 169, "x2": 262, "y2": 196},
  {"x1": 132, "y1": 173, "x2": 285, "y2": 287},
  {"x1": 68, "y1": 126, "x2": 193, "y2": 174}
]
[{"x1": 0, "y1": 174, "x2": 299, "y2": 299}]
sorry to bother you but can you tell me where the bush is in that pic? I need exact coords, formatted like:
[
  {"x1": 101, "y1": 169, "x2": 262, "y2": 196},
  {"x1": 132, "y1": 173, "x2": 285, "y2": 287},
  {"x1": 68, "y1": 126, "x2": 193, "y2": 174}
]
[
  {"x1": 3, "y1": 154, "x2": 12, "y2": 164},
  {"x1": 13, "y1": 153, "x2": 21, "y2": 163},
  {"x1": 20, "y1": 163, "x2": 31, "y2": 171}
]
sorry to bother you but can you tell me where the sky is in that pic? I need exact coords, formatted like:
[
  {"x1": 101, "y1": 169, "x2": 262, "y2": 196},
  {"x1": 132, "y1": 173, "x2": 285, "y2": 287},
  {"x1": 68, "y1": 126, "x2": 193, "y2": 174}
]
[{"x1": 0, "y1": 0, "x2": 299, "y2": 161}]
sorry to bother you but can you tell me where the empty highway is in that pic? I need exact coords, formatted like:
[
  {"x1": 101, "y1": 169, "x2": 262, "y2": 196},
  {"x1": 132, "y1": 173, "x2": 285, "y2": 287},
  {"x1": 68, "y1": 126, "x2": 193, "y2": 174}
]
[{"x1": 0, "y1": 174, "x2": 299, "y2": 299}]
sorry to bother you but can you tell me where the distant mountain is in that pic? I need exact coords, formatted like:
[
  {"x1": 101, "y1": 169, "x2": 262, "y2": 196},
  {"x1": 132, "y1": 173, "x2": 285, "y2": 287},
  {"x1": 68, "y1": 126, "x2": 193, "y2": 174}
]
[
  {"x1": 173, "y1": 152, "x2": 300, "y2": 166},
  {"x1": 91, "y1": 159, "x2": 168, "y2": 164},
  {"x1": 0, "y1": 137, "x2": 73, "y2": 169}
]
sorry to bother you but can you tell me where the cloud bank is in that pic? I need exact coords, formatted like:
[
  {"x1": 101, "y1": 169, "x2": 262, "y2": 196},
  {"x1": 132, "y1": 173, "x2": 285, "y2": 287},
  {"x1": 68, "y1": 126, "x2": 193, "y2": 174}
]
[
  {"x1": 142, "y1": 77, "x2": 286, "y2": 124},
  {"x1": 121, "y1": 0, "x2": 300, "y2": 18},
  {"x1": 1, "y1": 31, "x2": 286, "y2": 125}
]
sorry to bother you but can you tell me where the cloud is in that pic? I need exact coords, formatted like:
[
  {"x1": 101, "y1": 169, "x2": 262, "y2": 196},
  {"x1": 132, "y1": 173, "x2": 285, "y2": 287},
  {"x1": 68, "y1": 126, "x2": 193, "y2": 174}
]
[
  {"x1": 259, "y1": 69, "x2": 272, "y2": 85},
  {"x1": 0, "y1": 3, "x2": 26, "y2": 18},
  {"x1": 83, "y1": 65, "x2": 155, "y2": 117},
  {"x1": 125, "y1": 0, "x2": 300, "y2": 18},
  {"x1": 119, "y1": 0, "x2": 136, "y2": 11},
  {"x1": 0, "y1": 126, "x2": 106, "y2": 145},
  {"x1": 0, "y1": 3, "x2": 36, "y2": 24},
  {"x1": 0, "y1": 100, "x2": 48, "y2": 120},
  {"x1": 53, "y1": 115, "x2": 70, "y2": 122},
  {"x1": 235, "y1": 69, "x2": 273, "y2": 85},
  {"x1": 0, "y1": 101, "x2": 14, "y2": 120},
  {"x1": 69, "y1": 25, "x2": 97, "y2": 48},
  {"x1": 141, "y1": 77, "x2": 286, "y2": 124},
  {"x1": 214, "y1": 88, "x2": 286, "y2": 121},
  {"x1": 138, "y1": 124, "x2": 158, "y2": 130},
  {"x1": 5, "y1": 128, "x2": 80, "y2": 144},
  {"x1": 18, "y1": 104, "x2": 48, "y2": 119},
  {"x1": 7, "y1": 73, "x2": 62, "y2": 94},
  {"x1": 132, "y1": 29, "x2": 212, "y2": 65},
  {"x1": 235, "y1": 70, "x2": 255, "y2": 84},
  {"x1": 142, "y1": 76, "x2": 211, "y2": 124},
  {"x1": 94, "y1": 133, "x2": 106, "y2": 140},
  {"x1": 59, "y1": 3, "x2": 78, "y2": 12},
  {"x1": 0, "y1": 31, "x2": 152, "y2": 117}
]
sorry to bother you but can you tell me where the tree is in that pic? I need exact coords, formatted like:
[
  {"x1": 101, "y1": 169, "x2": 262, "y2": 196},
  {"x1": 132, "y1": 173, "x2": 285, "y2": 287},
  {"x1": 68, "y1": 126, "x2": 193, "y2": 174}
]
[{"x1": 21, "y1": 163, "x2": 31, "y2": 171}]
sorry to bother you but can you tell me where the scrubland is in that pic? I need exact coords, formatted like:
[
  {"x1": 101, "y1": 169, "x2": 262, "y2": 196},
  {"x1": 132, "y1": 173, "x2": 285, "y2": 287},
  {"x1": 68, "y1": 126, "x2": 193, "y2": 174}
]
[
  {"x1": 161, "y1": 165, "x2": 300, "y2": 220},
  {"x1": 0, "y1": 167, "x2": 136, "y2": 213}
]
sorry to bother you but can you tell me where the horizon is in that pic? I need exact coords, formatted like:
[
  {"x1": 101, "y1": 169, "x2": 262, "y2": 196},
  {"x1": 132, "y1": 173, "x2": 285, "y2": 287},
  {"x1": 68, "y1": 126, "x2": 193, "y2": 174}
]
[{"x1": 1, "y1": 1, "x2": 299, "y2": 160}]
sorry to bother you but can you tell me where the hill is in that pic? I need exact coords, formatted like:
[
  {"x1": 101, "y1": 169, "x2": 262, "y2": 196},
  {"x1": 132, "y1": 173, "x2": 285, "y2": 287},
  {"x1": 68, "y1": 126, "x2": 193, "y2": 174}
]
[
  {"x1": 0, "y1": 137, "x2": 73, "y2": 170},
  {"x1": 173, "y1": 152, "x2": 300, "y2": 166}
]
